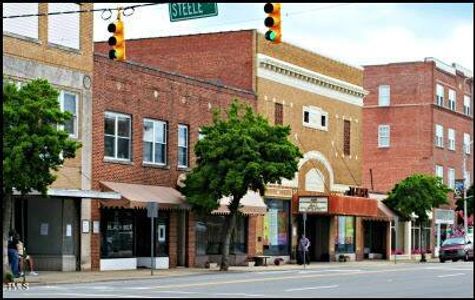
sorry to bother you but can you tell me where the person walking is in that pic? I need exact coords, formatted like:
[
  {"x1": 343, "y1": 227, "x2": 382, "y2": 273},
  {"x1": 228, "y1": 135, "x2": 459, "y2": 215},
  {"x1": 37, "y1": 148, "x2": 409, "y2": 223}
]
[
  {"x1": 17, "y1": 235, "x2": 39, "y2": 276},
  {"x1": 298, "y1": 234, "x2": 311, "y2": 265},
  {"x1": 7, "y1": 231, "x2": 21, "y2": 278}
]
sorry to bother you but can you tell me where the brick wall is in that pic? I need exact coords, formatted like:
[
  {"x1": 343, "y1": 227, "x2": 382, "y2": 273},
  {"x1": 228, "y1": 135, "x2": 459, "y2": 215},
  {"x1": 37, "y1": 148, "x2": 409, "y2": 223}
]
[
  {"x1": 169, "y1": 211, "x2": 178, "y2": 268},
  {"x1": 247, "y1": 216, "x2": 257, "y2": 258},
  {"x1": 187, "y1": 212, "x2": 196, "y2": 267}
]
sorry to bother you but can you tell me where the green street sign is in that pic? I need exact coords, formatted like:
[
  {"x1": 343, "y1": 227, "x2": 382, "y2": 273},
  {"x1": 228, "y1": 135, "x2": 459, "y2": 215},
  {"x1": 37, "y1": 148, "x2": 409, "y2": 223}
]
[{"x1": 169, "y1": 3, "x2": 218, "y2": 22}]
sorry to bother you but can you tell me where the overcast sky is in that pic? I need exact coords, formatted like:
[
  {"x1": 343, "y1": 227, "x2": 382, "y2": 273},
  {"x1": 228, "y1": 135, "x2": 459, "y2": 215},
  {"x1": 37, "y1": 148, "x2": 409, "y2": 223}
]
[{"x1": 93, "y1": 3, "x2": 473, "y2": 70}]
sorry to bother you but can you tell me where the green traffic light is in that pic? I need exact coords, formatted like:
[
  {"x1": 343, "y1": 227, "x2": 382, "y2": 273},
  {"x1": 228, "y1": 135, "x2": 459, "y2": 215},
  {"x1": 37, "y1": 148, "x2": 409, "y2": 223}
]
[{"x1": 265, "y1": 30, "x2": 276, "y2": 41}]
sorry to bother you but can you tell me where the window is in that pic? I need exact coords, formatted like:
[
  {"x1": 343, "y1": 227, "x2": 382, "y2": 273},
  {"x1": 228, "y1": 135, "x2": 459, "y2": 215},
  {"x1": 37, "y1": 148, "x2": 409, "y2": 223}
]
[
  {"x1": 143, "y1": 119, "x2": 167, "y2": 165},
  {"x1": 464, "y1": 133, "x2": 471, "y2": 154},
  {"x1": 435, "y1": 124, "x2": 444, "y2": 148},
  {"x1": 448, "y1": 128, "x2": 456, "y2": 151},
  {"x1": 302, "y1": 106, "x2": 328, "y2": 131},
  {"x1": 378, "y1": 85, "x2": 390, "y2": 106},
  {"x1": 411, "y1": 220, "x2": 431, "y2": 253},
  {"x1": 263, "y1": 199, "x2": 290, "y2": 256},
  {"x1": 104, "y1": 112, "x2": 131, "y2": 160},
  {"x1": 3, "y1": 3, "x2": 39, "y2": 40},
  {"x1": 59, "y1": 91, "x2": 78, "y2": 138},
  {"x1": 48, "y1": 3, "x2": 80, "y2": 49},
  {"x1": 101, "y1": 209, "x2": 134, "y2": 258},
  {"x1": 465, "y1": 170, "x2": 471, "y2": 188},
  {"x1": 343, "y1": 120, "x2": 351, "y2": 155},
  {"x1": 378, "y1": 125, "x2": 390, "y2": 148},
  {"x1": 436, "y1": 84, "x2": 444, "y2": 106},
  {"x1": 448, "y1": 89, "x2": 456, "y2": 111},
  {"x1": 435, "y1": 165, "x2": 444, "y2": 183},
  {"x1": 464, "y1": 95, "x2": 471, "y2": 116},
  {"x1": 335, "y1": 216, "x2": 355, "y2": 253},
  {"x1": 275, "y1": 103, "x2": 283, "y2": 125},
  {"x1": 178, "y1": 124, "x2": 188, "y2": 167},
  {"x1": 448, "y1": 168, "x2": 455, "y2": 189}
]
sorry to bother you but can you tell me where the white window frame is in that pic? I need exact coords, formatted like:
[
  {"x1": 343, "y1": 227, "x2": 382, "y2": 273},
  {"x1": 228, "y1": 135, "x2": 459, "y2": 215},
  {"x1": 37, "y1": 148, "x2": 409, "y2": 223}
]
[
  {"x1": 177, "y1": 124, "x2": 189, "y2": 168},
  {"x1": 378, "y1": 125, "x2": 390, "y2": 148},
  {"x1": 448, "y1": 168, "x2": 455, "y2": 189},
  {"x1": 435, "y1": 124, "x2": 444, "y2": 148},
  {"x1": 447, "y1": 128, "x2": 456, "y2": 151},
  {"x1": 59, "y1": 91, "x2": 79, "y2": 138},
  {"x1": 435, "y1": 165, "x2": 444, "y2": 183},
  {"x1": 3, "y1": 3, "x2": 39, "y2": 40},
  {"x1": 464, "y1": 95, "x2": 471, "y2": 116},
  {"x1": 464, "y1": 133, "x2": 471, "y2": 155},
  {"x1": 48, "y1": 3, "x2": 80, "y2": 50},
  {"x1": 302, "y1": 106, "x2": 328, "y2": 131},
  {"x1": 143, "y1": 119, "x2": 167, "y2": 165},
  {"x1": 448, "y1": 89, "x2": 456, "y2": 111},
  {"x1": 378, "y1": 85, "x2": 390, "y2": 106},
  {"x1": 436, "y1": 84, "x2": 444, "y2": 106},
  {"x1": 465, "y1": 170, "x2": 471, "y2": 188},
  {"x1": 104, "y1": 112, "x2": 131, "y2": 161}
]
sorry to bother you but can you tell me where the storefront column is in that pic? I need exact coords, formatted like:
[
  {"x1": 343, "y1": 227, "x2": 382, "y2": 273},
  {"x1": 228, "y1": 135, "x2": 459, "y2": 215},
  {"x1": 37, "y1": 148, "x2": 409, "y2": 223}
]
[
  {"x1": 247, "y1": 215, "x2": 257, "y2": 257},
  {"x1": 80, "y1": 198, "x2": 91, "y2": 270},
  {"x1": 90, "y1": 199, "x2": 101, "y2": 271},
  {"x1": 355, "y1": 217, "x2": 364, "y2": 261},
  {"x1": 186, "y1": 212, "x2": 196, "y2": 267},
  {"x1": 404, "y1": 221, "x2": 412, "y2": 257},
  {"x1": 169, "y1": 211, "x2": 177, "y2": 268},
  {"x1": 328, "y1": 216, "x2": 337, "y2": 261},
  {"x1": 386, "y1": 221, "x2": 391, "y2": 259}
]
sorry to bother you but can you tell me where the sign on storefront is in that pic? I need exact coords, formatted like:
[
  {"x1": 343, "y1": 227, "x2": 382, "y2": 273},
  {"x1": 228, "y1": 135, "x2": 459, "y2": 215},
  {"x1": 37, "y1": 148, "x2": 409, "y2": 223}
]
[
  {"x1": 299, "y1": 196, "x2": 328, "y2": 213},
  {"x1": 434, "y1": 209, "x2": 455, "y2": 225},
  {"x1": 147, "y1": 202, "x2": 158, "y2": 218}
]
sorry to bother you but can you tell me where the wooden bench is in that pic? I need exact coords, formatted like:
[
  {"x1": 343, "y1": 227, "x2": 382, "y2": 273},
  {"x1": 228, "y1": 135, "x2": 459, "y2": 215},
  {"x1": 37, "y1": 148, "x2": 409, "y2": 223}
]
[{"x1": 253, "y1": 255, "x2": 271, "y2": 266}]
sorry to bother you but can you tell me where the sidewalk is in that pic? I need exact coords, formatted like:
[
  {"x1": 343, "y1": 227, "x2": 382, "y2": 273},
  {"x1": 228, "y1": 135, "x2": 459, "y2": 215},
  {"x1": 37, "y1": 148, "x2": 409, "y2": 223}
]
[{"x1": 15, "y1": 258, "x2": 440, "y2": 286}]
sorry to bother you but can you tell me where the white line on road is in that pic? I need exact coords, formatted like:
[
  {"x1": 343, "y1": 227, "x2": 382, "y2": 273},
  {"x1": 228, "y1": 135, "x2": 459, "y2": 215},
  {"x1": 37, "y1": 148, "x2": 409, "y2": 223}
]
[
  {"x1": 437, "y1": 273, "x2": 466, "y2": 278},
  {"x1": 425, "y1": 267, "x2": 473, "y2": 271},
  {"x1": 298, "y1": 269, "x2": 361, "y2": 274},
  {"x1": 285, "y1": 284, "x2": 338, "y2": 292}
]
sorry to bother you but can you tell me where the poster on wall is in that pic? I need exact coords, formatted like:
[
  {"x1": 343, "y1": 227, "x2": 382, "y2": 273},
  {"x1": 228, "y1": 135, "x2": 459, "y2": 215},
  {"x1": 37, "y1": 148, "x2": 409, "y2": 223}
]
[
  {"x1": 40, "y1": 223, "x2": 49, "y2": 236},
  {"x1": 278, "y1": 211, "x2": 288, "y2": 245},
  {"x1": 338, "y1": 217, "x2": 345, "y2": 245},
  {"x1": 268, "y1": 209, "x2": 278, "y2": 246},
  {"x1": 263, "y1": 211, "x2": 270, "y2": 247},
  {"x1": 345, "y1": 217, "x2": 354, "y2": 244}
]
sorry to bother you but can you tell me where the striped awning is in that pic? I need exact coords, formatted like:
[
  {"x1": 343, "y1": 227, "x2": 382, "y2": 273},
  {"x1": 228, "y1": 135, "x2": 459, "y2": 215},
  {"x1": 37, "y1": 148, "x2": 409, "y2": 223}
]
[{"x1": 212, "y1": 190, "x2": 267, "y2": 216}]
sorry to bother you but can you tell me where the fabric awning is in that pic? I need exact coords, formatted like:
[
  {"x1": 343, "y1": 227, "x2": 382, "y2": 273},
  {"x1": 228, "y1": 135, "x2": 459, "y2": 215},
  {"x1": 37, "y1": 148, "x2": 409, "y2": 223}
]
[
  {"x1": 99, "y1": 181, "x2": 190, "y2": 210},
  {"x1": 361, "y1": 201, "x2": 396, "y2": 222},
  {"x1": 213, "y1": 190, "x2": 267, "y2": 216}
]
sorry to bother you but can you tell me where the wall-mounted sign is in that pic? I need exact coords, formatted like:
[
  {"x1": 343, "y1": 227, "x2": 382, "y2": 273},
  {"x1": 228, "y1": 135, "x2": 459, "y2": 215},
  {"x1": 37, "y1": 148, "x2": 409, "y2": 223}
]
[
  {"x1": 299, "y1": 197, "x2": 328, "y2": 213},
  {"x1": 82, "y1": 220, "x2": 90, "y2": 233},
  {"x1": 434, "y1": 209, "x2": 455, "y2": 225}
]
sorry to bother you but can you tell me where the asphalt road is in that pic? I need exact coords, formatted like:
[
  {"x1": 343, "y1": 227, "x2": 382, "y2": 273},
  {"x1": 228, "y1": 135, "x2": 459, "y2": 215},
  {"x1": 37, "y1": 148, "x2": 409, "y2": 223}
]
[{"x1": 4, "y1": 261, "x2": 473, "y2": 298}]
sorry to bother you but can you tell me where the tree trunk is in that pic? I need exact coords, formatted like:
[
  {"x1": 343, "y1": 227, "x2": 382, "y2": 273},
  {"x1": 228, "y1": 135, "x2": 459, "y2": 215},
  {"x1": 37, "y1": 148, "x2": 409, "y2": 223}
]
[
  {"x1": 3, "y1": 192, "x2": 13, "y2": 276},
  {"x1": 220, "y1": 195, "x2": 241, "y2": 271},
  {"x1": 420, "y1": 222, "x2": 427, "y2": 263}
]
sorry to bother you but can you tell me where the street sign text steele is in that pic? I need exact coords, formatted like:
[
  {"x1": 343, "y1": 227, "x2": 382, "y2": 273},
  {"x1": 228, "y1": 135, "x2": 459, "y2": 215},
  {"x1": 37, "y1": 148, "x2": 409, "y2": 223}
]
[{"x1": 169, "y1": 3, "x2": 218, "y2": 22}]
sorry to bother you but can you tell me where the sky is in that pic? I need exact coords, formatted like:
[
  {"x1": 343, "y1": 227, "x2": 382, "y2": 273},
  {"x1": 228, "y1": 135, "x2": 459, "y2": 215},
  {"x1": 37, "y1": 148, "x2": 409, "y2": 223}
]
[{"x1": 93, "y1": 3, "x2": 474, "y2": 70}]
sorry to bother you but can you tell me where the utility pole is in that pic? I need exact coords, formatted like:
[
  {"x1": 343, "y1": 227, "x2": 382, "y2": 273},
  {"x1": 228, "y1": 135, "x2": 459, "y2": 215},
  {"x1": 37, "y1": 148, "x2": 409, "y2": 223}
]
[{"x1": 463, "y1": 140, "x2": 473, "y2": 242}]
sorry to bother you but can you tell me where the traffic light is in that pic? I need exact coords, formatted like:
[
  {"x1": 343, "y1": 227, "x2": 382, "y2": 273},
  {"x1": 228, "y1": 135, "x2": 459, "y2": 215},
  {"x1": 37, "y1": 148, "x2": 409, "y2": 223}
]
[
  {"x1": 264, "y1": 3, "x2": 281, "y2": 44},
  {"x1": 108, "y1": 16, "x2": 125, "y2": 61}
]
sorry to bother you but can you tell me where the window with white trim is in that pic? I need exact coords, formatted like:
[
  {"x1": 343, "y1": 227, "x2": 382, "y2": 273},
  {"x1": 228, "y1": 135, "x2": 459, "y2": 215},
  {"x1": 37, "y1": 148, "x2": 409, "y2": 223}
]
[
  {"x1": 464, "y1": 133, "x2": 471, "y2": 154},
  {"x1": 104, "y1": 112, "x2": 131, "y2": 160},
  {"x1": 48, "y1": 3, "x2": 80, "y2": 49},
  {"x1": 3, "y1": 3, "x2": 39, "y2": 40},
  {"x1": 378, "y1": 125, "x2": 390, "y2": 148},
  {"x1": 435, "y1": 165, "x2": 444, "y2": 183},
  {"x1": 302, "y1": 106, "x2": 328, "y2": 131},
  {"x1": 143, "y1": 119, "x2": 167, "y2": 165},
  {"x1": 436, "y1": 84, "x2": 444, "y2": 106},
  {"x1": 448, "y1": 128, "x2": 456, "y2": 151},
  {"x1": 58, "y1": 91, "x2": 78, "y2": 138},
  {"x1": 435, "y1": 124, "x2": 444, "y2": 148},
  {"x1": 448, "y1": 89, "x2": 456, "y2": 111},
  {"x1": 464, "y1": 95, "x2": 472, "y2": 116},
  {"x1": 448, "y1": 168, "x2": 455, "y2": 189},
  {"x1": 465, "y1": 170, "x2": 471, "y2": 188},
  {"x1": 178, "y1": 124, "x2": 189, "y2": 167},
  {"x1": 378, "y1": 85, "x2": 390, "y2": 106}
]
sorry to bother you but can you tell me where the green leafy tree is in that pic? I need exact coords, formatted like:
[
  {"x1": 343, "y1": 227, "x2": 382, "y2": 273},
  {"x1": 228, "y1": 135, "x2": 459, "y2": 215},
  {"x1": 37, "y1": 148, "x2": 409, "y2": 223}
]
[
  {"x1": 384, "y1": 174, "x2": 450, "y2": 262},
  {"x1": 3, "y1": 79, "x2": 81, "y2": 276},
  {"x1": 182, "y1": 100, "x2": 302, "y2": 271},
  {"x1": 456, "y1": 184, "x2": 473, "y2": 218}
]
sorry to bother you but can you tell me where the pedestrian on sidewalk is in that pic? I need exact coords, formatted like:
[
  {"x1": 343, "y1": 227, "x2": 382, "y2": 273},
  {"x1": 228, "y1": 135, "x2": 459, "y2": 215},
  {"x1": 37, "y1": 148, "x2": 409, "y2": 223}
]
[
  {"x1": 17, "y1": 235, "x2": 39, "y2": 276},
  {"x1": 7, "y1": 230, "x2": 21, "y2": 278},
  {"x1": 298, "y1": 234, "x2": 311, "y2": 265}
]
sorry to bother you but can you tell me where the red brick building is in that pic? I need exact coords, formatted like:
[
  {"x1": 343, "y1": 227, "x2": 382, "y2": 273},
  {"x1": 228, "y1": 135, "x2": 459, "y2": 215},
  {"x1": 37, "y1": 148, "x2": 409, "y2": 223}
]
[
  {"x1": 363, "y1": 58, "x2": 473, "y2": 257},
  {"x1": 91, "y1": 53, "x2": 262, "y2": 270}
]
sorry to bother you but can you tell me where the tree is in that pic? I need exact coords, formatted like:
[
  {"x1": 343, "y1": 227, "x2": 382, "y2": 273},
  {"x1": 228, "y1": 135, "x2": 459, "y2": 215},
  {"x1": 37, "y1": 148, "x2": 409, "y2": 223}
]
[
  {"x1": 384, "y1": 174, "x2": 450, "y2": 262},
  {"x1": 456, "y1": 183, "x2": 473, "y2": 219},
  {"x1": 3, "y1": 79, "x2": 81, "y2": 277},
  {"x1": 181, "y1": 100, "x2": 302, "y2": 271}
]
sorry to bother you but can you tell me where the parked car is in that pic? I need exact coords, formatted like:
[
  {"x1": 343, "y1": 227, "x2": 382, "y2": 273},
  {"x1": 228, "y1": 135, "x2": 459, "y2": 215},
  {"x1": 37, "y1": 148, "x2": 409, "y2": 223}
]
[{"x1": 439, "y1": 237, "x2": 473, "y2": 262}]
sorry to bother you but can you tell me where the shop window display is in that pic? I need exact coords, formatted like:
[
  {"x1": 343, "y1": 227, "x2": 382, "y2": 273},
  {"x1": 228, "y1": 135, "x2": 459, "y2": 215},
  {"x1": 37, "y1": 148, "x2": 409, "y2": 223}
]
[
  {"x1": 263, "y1": 199, "x2": 290, "y2": 256},
  {"x1": 335, "y1": 216, "x2": 355, "y2": 253}
]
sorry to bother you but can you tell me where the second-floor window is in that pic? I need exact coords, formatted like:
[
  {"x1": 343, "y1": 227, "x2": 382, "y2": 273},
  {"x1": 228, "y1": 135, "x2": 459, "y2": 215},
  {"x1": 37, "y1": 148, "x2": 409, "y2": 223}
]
[
  {"x1": 344, "y1": 120, "x2": 351, "y2": 155},
  {"x1": 448, "y1": 128, "x2": 456, "y2": 151},
  {"x1": 436, "y1": 84, "x2": 444, "y2": 106},
  {"x1": 104, "y1": 112, "x2": 131, "y2": 161},
  {"x1": 464, "y1": 95, "x2": 472, "y2": 116},
  {"x1": 448, "y1": 168, "x2": 455, "y2": 189},
  {"x1": 435, "y1": 124, "x2": 444, "y2": 148},
  {"x1": 378, "y1": 85, "x2": 390, "y2": 106},
  {"x1": 303, "y1": 106, "x2": 328, "y2": 131},
  {"x1": 275, "y1": 103, "x2": 283, "y2": 125},
  {"x1": 48, "y1": 3, "x2": 80, "y2": 49},
  {"x1": 448, "y1": 89, "x2": 456, "y2": 111},
  {"x1": 435, "y1": 165, "x2": 444, "y2": 183},
  {"x1": 59, "y1": 91, "x2": 78, "y2": 138},
  {"x1": 464, "y1": 133, "x2": 471, "y2": 155},
  {"x1": 178, "y1": 124, "x2": 189, "y2": 167},
  {"x1": 3, "y1": 3, "x2": 39, "y2": 40},
  {"x1": 143, "y1": 119, "x2": 167, "y2": 165},
  {"x1": 378, "y1": 125, "x2": 390, "y2": 148}
]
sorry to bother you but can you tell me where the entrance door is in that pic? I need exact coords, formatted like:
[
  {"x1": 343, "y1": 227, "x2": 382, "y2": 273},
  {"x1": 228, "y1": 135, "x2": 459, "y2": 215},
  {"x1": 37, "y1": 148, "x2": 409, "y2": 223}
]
[{"x1": 305, "y1": 216, "x2": 331, "y2": 262}]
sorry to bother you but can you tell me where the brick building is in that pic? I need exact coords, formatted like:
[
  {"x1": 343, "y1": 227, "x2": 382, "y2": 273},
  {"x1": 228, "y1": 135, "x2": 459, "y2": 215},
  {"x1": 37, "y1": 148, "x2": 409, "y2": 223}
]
[
  {"x1": 90, "y1": 53, "x2": 265, "y2": 270},
  {"x1": 3, "y1": 3, "x2": 119, "y2": 271},
  {"x1": 96, "y1": 29, "x2": 394, "y2": 263},
  {"x1": 363, "y1": 58, "x2": 473, "y2": 258}
]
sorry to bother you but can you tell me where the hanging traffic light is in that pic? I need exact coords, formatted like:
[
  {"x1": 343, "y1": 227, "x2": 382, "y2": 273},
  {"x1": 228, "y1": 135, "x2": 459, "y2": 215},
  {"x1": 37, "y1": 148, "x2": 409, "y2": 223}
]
[
  {"x1": 108, "y1": 14, "x2": 125, "y2": 61},
  {"x1": 264, "y1": 3, "x2": 281, "y2": 44}
]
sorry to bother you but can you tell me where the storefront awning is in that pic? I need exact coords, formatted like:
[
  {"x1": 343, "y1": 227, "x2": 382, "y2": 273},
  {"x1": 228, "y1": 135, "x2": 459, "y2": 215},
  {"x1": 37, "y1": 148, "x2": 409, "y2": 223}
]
[
  {"x1": 99, "y1": 181, "x2": 190, "y2": 210},
  {"x1": 213, "y1": 190, "x2": 267, "y2": 216},
  {"x1": 361, "y1": 201, "x2": 396, "y2": 222}
]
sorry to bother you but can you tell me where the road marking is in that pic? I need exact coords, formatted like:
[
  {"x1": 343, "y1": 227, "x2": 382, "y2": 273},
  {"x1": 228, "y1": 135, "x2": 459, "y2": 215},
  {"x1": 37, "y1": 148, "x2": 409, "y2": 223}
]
[
  {"x1": 255, "y1": 270, "x2": 294, "y2": 275},
  {"x1": 437, "y1": 273, "x2": 465, "y2": 278},
  {"x1": 425, "y1": 267, "x2": 473, "y2": 271},
  {"x1": 298, "y1": 269, "x2": 361, "y2": 274},
  {"x1": 285, "y1": 284, "x2": 338, "y2": 292}
]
